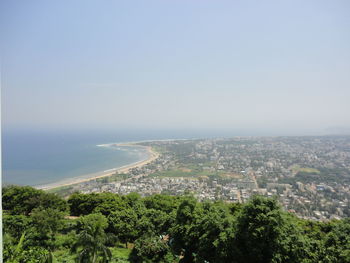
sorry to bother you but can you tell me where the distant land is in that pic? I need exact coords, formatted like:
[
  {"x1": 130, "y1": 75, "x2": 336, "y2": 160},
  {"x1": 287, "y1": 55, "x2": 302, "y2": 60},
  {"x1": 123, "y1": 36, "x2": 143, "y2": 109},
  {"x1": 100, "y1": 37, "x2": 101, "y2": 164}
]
[{"x1": 46, "y1": 135, "x2": 350, "y2": 221}]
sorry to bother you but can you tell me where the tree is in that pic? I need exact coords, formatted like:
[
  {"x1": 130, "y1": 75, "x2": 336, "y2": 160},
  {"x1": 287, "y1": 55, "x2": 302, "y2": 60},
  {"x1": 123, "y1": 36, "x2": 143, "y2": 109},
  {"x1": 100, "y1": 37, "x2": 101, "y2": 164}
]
[
  {"x1": 30, "y1": 191, "x2": 68, "y2": 213},
  {"x1": 232, "y1": 195, "x2": 312, "y2": 263},
  {"x1": 169, "y1": 196, "x2": 198, "y2": 262},
  {"x1": 123, "y1": 192, "x2": 147, "y2": 219},
  {"x1": 3, "y1": 214, "x2": 31, "y2": 240},
  {"x1": 323, "y1": 218, "x2": 350, "y2": 263},
  {"x1": 3, "y1": 232, "x2": 51, "y2": 263},
  {"x1": 72, "y1": 213, "x2": 112, "y2": 263},
  {"x1": 68, "y1": 192, "x2": 126, "y2": 216},
  {"x1": 107, "y1": 208, "x2": 138, "y2": 247},
  {"x1": 68, "y1": 193, "x2": 100, "y2": 216},
  {"x1": 142, "y1": 208, "x2": 174, "y2": 235},
  {"x1": 170, "y1": 200, "x2": 235, "y2": 263},
  {"x1": 143, "y1": 194, "x2": 181, "y2": 214},
  {"x1": 129, "y1": 233, "x2": 176, "y2": 263},
  {"x1": 94, "y1": 193, "x2": 128, "y2": 217},
  {"x1": 30, "y1": 207, "x2": 66, "y2": 248},
  {"x1": 3, "y1": 232, "x2": 26, "y2": 263},
  {"x1": 3, "y1": 185, "x2": 42, "y2": 215},
  {"x1": 3, "y1": 185, "x2": 68, "y2": 215},
  {"x1": 192, "y1": 202, "x2": 235, "y2": 263}
]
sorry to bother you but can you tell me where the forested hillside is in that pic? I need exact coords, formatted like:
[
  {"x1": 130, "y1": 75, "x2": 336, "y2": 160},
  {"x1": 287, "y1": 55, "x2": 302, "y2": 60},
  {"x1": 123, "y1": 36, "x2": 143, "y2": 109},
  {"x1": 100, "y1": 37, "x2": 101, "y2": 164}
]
[{"x1": 3, "y1": 185, "x2": 350, "y2": 262}]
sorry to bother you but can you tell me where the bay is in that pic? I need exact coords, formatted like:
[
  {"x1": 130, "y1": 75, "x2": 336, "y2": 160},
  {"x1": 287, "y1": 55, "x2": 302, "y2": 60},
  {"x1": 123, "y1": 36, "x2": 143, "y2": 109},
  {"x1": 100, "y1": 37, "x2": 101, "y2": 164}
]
[{"x1": 1, "y1": 130, "x2": 153, "y2": 186}]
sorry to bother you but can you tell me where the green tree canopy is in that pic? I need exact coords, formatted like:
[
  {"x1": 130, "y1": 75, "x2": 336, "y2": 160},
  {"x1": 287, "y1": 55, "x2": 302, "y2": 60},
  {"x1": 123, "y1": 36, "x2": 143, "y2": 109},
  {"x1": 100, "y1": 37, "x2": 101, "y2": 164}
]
[
  {"x1": 107, "y1": 208, "x2": 139, "y2": 246},
  {"x1": 233, "y1": 195, "x2": 315, "y2": 263},
  {"x1": 323, "y1": 218, "x2": 350, "y2": 263},
  {"x1": 129, "y1": 233, "x2": 175, "y2": 263},
  {"x1": 72, "y1": 213, "x2": 112, "y2": 263},
  {"x1": 3, "y1": 185, "x2": 67, "y2": 215},
  {"x1": 68, "y1": 192, "x2": 127, "y2": 216}
]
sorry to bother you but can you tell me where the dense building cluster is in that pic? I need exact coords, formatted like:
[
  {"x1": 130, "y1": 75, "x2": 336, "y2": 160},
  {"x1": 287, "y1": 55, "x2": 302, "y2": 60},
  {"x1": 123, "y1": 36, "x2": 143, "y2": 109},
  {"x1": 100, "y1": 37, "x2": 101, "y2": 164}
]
[{"x1": 67, "y1": 136, "x2": 350, "y2": 221}]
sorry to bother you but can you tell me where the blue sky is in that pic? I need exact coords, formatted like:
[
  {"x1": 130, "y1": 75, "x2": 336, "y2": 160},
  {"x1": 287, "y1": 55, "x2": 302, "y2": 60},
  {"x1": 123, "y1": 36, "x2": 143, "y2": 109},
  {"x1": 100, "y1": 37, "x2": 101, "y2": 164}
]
[{"x1": 1, "y1": 0, "x2": 350, "y2": 135}]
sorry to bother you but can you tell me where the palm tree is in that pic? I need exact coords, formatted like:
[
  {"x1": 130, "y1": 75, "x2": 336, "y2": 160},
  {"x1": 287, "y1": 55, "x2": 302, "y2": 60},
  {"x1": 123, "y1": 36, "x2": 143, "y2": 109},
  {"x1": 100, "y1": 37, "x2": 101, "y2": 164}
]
[
  {"x1": 71, "y1": 214, "x2": 112, "y2": 263},
  {"x1": 5, "y1": 232, "x2": 26, "y2": 263},
  {"x1": 4, "y1": 232, "x2": 56, "y2": 263}
]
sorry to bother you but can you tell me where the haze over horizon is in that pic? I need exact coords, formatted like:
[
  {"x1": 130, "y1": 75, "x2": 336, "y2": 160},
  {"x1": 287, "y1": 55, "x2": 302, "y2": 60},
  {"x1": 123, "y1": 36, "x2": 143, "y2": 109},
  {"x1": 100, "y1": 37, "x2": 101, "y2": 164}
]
[{"x1": 1, "y1": 0, "x2": 350, "y2": 136}]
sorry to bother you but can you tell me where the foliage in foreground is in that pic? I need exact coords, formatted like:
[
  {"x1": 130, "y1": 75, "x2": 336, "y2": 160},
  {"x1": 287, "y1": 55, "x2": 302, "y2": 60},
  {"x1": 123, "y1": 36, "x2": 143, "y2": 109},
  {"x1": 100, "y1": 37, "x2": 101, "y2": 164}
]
[{"x1": 2, "y1": 185, "x2": 350, "y2": 263}]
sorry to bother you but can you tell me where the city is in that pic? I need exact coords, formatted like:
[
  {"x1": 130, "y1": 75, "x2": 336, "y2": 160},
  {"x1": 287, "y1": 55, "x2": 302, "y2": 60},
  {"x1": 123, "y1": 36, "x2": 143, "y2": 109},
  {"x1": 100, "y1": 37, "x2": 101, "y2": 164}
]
[{"x1": 56, "y1": 136, "x2": 350, "y2": 221}]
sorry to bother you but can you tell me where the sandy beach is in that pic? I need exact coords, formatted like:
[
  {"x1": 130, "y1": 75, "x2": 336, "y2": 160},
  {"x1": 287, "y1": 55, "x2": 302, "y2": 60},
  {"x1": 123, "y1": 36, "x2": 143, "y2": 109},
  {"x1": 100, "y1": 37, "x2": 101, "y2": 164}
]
[{"x1": 36, "y1": 143, "x2": 159, "y2": 190}]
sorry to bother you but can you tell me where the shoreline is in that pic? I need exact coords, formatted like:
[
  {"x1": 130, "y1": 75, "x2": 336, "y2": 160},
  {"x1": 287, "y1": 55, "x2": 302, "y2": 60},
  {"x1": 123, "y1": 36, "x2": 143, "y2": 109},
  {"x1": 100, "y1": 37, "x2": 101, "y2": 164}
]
[{"x1": 35, "y1": 143, "x2": 159, "y2": 191}]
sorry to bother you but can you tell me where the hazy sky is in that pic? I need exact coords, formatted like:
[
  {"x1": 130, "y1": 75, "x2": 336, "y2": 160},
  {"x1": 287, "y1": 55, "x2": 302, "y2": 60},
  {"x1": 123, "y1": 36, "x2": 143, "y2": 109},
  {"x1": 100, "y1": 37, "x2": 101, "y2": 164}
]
[{"x1": 1, "y1": 0, "x2": 350, "y2": 135}]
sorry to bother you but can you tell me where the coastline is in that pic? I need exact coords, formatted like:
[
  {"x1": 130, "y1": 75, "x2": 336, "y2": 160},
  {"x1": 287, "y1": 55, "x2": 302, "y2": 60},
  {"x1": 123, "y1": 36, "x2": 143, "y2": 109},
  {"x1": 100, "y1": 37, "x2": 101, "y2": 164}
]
[{"x1": 36, "y1": 143, "x2": 159, "y2": 191}]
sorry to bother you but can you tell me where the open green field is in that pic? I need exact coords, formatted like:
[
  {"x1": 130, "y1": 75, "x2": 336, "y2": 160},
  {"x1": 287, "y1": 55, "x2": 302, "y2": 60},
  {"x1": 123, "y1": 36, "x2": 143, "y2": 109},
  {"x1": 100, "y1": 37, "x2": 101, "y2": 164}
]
[
  {"x1": 95, "y1": 173, "x2": 129, "y2": 183},
  {"x1": 291, "y1": 165, "x2": 320, "y2": 174},
  {"x1": 148, "y1": 167, "x2": 227, "y2": 179},
  {"x1": 48, "y1": 185, "x2": 75, "y2": 196},
  {"x1": 53, "y1": 246, "x2": 131, "y2": 262}
]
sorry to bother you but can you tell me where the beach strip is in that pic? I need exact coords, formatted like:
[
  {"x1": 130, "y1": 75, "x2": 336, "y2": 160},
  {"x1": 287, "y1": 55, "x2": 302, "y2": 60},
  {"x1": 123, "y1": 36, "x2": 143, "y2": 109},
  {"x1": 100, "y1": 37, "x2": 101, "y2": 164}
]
[{"x1": 36, "y1": 144, "x2": 159, "y2": 191}]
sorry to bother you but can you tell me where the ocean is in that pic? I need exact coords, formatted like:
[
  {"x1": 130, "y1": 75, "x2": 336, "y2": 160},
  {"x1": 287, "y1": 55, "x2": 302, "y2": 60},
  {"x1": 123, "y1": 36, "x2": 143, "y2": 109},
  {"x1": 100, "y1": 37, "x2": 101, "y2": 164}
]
[{"x1": 1, "y1": 130, "x2": 160, "y2": 187}]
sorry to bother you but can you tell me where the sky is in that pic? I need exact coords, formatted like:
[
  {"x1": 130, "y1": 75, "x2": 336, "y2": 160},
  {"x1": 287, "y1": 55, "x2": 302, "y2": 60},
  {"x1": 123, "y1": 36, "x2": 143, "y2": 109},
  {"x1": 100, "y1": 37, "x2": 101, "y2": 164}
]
[{"x1": 1, "y1": 0, "x2": 350, "y2": 135}]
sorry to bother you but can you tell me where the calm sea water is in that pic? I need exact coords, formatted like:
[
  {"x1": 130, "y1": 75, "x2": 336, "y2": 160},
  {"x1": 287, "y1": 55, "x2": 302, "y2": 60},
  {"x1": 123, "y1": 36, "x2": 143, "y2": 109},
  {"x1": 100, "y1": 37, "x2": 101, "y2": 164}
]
[{"x1": 2, "y1": 130, "x2": 158, "y2": 186}]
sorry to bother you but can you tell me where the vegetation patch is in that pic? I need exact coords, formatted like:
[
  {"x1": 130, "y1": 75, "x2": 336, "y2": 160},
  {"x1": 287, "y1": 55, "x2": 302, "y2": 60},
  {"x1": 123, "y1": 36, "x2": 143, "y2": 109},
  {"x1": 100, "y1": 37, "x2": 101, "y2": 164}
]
[
  {"x1": 48, "y1": 185, "x2": 75, "y2": 195},
  {"x1": 221, "y1": 173, "x2": 243, "y2": 179},
  {"x1": 3, "y1": 185, "x2": 350, "y2": 263},
  {"x1": 111, "y1": 246, "x2": 132, "y2": 260},
  {"x1": 149, "y1": 168, "x2": 224, "y2": 179},
  {"x1": 291, "y1": 165, "x2": 320, "y2": 174},
  {"x1": 96, "y1": 173, "x2": 129, "y2": 183}
]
